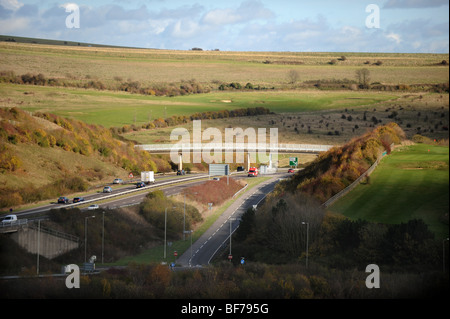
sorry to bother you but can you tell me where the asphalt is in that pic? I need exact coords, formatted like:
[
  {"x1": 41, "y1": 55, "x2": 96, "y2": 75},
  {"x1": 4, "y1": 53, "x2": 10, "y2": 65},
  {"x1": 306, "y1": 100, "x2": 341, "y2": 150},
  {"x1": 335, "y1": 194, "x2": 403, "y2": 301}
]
[{"x1": 176, "y1": 174, "x2": 285, "y2": 268}]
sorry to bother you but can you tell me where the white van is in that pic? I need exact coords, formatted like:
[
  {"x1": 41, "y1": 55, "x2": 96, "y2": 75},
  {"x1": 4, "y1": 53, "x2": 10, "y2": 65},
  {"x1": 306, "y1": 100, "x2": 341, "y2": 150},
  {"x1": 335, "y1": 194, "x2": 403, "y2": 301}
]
[{"x1": 1, "y1": 215, "x2": 17, "y2": 224}]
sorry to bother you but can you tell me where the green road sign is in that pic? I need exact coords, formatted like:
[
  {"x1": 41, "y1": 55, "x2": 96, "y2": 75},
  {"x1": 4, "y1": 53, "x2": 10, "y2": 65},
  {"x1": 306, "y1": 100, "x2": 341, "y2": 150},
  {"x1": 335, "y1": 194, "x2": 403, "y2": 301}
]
[{"x1": 289, "y1": 157, "x2": 298, "y2": 166}]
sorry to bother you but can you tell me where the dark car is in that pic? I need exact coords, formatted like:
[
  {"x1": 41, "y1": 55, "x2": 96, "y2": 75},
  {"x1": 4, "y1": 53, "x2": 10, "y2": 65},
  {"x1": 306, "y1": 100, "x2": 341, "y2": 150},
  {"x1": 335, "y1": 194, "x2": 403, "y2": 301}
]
[
  {"x1": 288, "y1": 168, "x2": 295, "y2": 173},
  {"x1": 73, "y1": 197, "x2": 85, "y2": 203},
  {"x1": 136, "y1": 181, "x2": 145, "y2": 188},
  {"x1": 177, "y1": 170, "x2": 186, "y2": 175},
  {"x1": 58, "y1": 196, "x2": 70, "y2": 204},
  {"x1": 237, "y1": 166, "x2": 245, "y2": 172}
]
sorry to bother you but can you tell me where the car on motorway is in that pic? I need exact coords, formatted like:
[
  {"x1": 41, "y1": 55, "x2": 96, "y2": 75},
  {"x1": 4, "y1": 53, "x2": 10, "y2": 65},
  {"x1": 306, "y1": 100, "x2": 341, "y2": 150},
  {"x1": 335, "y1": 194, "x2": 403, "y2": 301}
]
[
  {"x1": 103, "y1": 186, "x2": 112, "y2": 193},
  {"x1": 73, "y1": 197, "x2": 85, "y2": 203},
  {"x1": 58, "y1": 196, "x2": 70, "y2": 204},
  {"x1": 136, "y1": 181, "x2": 146, "y2": 188},
  {"x1": 87, "y1": 204, "x2": 99, "y2": 210},
  {"x1": 113, "y1": 178, "x2": 124, "y2": 184},
  {"x1": 248, "y1": 167, "x2": 258, "y2": 177},
  {"x1": 177, "y1": 169, "x2": 186, "y2": 175},
  {"x1": 1, "y1": 215, "x2": 17, "y2": 224},
  {"x1": 237, "y1": 166, "x2": 245, "y2": 172},
  {"x1": 288, "y1": 168, "x2": 295, "y2": 173}
]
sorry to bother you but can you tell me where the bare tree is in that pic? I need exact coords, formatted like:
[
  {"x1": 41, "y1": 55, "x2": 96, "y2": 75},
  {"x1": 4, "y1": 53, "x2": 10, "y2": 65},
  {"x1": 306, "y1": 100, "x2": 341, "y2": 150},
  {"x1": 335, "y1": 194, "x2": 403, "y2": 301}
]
[
  {"x1": 355, "y1": 68, "x2": 371, "y2": 88},
  {"x1": 287, "y1": 69, "x2": 300, "y2": 84},
  {"x1": 263, "y1": 193, "x2": 325, "y2": 257}
]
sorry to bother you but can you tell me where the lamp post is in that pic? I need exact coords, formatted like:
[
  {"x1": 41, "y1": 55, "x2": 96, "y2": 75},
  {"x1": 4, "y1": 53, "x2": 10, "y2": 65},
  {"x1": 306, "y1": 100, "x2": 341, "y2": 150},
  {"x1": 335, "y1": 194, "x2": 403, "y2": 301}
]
[
  {"x1": 164, "y1": 206, "x2": 177, "y2": 261},
  {"x1": 444, "y1": 238, "x2": 449, "y2": 273},
  {"x1": 302, "y1": 221, "x2": 309, "y2": 268},
  {"x1": 183, "y1": 192, "x2": 197, "y2": 240},
  {"x1": 229, "y1": 218, "x2": 241, "y2": 261},
  {"x1": 85, "y1": 215, "x2": 95, "y2": 263},
  {"x1": 37, "y1": 219, "x2": 41, "y2": 275},
  {"x1": 102, "y1": 211, "x2": 105, "y2": 264},
  {"x1": 184, "y1": 230, "x2": 193, "y2": 267}
]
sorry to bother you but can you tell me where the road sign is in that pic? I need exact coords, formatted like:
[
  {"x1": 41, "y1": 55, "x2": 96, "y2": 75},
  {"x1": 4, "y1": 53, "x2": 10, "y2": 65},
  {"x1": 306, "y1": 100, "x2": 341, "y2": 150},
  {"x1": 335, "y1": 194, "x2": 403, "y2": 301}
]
[
  {"x1": 174, "y1": 251, "x2": 178, "y2": 257},
  {"x1": 240, "y1": 257, "x2": 245, "y2": 265},
  {"x1": 129, "y1": 172, "x2": 134, "y2": 178},
  {"x1": 228, "y1": 254, "x2": 233, "y2": 260},
  {"x1": 289, "y1": 157, "x2": 298, "y2": 167},
  {"x1": 209, "y1": 164, "x2": 229, "y2": 177}
]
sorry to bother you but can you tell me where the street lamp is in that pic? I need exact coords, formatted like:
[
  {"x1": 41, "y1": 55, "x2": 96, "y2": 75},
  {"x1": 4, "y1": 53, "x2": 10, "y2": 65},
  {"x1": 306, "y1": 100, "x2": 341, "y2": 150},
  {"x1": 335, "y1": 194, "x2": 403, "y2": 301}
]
[
  {"x1": 85, "y1": 215, "x2": 95, "y2": 263},
  {"x1": 183, "y1": 192, "x2": 197, "y2": 240},
  {"x1": 164, "y1": 206, "x2": 177, "y2": 260},
  {"x1": 444, "y1": 238, "x2": 449, "y2": 273},
  {"x1": 302, "y1": 221, "x2": 309, "y2": 268},
  {"x1": 102, "y1": 211, "x2": 105, "y2": 264},
  {"x1": 229, "y1": 218, "x2": 241, "y2": 261},
  {"x1": 184, "y1": 230, "x2": 194, "y2": 267}
]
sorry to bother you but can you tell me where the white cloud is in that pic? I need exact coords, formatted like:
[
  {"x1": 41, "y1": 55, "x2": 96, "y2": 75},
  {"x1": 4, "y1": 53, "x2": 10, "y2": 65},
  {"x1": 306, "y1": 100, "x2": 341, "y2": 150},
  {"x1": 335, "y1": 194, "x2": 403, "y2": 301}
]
[
  {"x1": 386, "y1": 32, "x2": 402, "y2": 44},
  {"x1": 171, "y1": 19, "x2": 202, "y2": 39},
  {"x1": 202, "y1": 0, "x2": 274, "y2": 26},
  {"x1": 0, "y1": 16, "x2": 27, "y2": 33},
  {"x1": 384, "y1": 0, "x2": 449, "y2": 8},
  {"x1": 0, "y1": 0, "x2": 23, "y2": 11},
  {"x1": 203, "y1": 8, "x2": 242, "y2": 26}
]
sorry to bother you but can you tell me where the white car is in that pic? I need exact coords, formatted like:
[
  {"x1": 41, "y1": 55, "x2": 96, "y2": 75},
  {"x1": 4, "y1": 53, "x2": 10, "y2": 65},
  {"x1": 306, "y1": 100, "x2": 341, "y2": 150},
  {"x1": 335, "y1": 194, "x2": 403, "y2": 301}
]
[
  {"x1": 1, "y1": 214, "x2": 17, "y2": 224},
  {"x1": 103, "y1": 186, "x2": 112, "y2": 193},
  {"x1": 88, "y1": 204, "x2": 99, "y2": 210},
  {"x1": 113, "y1": 179, "x2": 123, "y2": 184}
]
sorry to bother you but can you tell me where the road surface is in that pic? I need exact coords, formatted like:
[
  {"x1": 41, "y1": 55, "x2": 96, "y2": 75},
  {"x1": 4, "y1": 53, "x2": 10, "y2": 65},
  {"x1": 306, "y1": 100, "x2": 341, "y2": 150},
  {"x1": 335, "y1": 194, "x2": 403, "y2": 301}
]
[{"x1": 176, "y1": 174, "x2": 286, "y2": 267}]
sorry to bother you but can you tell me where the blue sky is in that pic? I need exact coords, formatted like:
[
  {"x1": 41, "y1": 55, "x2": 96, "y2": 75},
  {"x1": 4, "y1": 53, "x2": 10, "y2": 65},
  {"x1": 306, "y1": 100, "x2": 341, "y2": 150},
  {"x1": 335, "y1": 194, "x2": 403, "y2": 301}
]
[{"x1": 0, "y1": 0, "x2": 448, "y2": 52}]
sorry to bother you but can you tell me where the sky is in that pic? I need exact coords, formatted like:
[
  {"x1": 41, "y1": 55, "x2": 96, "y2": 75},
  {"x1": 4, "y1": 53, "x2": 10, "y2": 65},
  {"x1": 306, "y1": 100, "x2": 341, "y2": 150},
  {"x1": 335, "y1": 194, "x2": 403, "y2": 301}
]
[{"x1": 0, "y1": 0, "x2": 448, "y2": 53}]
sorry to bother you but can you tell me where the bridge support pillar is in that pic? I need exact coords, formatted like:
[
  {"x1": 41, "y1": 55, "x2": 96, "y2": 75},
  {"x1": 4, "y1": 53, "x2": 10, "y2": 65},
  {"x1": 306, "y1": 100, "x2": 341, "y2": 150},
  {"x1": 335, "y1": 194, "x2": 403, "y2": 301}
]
[
  {"x1": 178, "y1": 153, "x2": 183, "y2": 171},
  {"x1": 246, "y1": 152, "x2": 251, "y2": 171}
]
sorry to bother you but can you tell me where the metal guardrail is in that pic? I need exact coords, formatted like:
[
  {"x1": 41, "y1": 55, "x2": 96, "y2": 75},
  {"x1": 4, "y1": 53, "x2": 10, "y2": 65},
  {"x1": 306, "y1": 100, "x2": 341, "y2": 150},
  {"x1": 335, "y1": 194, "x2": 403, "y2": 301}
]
[
  {"x1": 0, "y1": 219, "x2": 28, "y2": 230},
  {"x1": 60, "y1": 174, "x2": 209, "y2": 210},
  {"x1": 28, "y1": 223, "x2": 79, "y2": 243},
  {"x1": 135, "y1": 143, "x2": 333, "y2": 153}
]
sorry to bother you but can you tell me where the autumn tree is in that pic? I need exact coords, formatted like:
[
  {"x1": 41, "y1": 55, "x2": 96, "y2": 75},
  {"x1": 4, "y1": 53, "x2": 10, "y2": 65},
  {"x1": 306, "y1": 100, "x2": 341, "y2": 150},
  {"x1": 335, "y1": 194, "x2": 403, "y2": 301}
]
[
  {"x1": 287, "y1": 69, "x2": 300, "y2": 84},
  {"x1": 355, "y1": 68, "x2": 371, "y2": 88}
]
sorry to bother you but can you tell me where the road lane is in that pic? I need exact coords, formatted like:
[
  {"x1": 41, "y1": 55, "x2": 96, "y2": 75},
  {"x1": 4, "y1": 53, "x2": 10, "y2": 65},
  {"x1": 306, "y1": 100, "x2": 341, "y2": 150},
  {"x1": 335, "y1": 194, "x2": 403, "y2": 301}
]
[
  {"x1": 177, "y1": 174, "x2": 286, "y2": 267},
  {"x1": 14, "y1": 174, "x2": 208, "y2": 217}
]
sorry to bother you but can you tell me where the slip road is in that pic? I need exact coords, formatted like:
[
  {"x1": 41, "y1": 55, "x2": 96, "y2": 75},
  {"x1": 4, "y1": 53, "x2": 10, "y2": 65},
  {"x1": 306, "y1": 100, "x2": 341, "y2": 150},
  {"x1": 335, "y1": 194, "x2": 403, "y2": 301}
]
[{"x1": 176, "y1": 174, "x2": 285, "y2": 267}]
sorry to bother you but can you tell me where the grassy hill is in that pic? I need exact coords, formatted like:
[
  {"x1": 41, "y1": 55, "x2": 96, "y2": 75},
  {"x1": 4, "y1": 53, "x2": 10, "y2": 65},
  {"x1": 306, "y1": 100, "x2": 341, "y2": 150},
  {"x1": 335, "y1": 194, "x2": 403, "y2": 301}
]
[
  {"x1": 329, "y1": 143, "x2": 449, "y2": 238},
  {"x1": 0, "y1": 107, "x2": 170, "y2": 209}
]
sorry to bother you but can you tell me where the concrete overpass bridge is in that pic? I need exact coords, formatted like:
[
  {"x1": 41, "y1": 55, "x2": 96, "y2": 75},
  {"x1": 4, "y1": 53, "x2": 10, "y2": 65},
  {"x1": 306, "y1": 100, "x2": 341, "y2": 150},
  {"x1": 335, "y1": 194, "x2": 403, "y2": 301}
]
[{"x1": 135, "y1": 143, "x2": 334, "y2": 170}]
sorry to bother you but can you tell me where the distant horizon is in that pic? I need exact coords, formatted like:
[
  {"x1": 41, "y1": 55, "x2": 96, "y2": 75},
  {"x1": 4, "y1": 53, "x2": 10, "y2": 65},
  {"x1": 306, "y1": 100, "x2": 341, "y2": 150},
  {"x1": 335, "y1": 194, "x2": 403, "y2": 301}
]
[
  {"x1": 0, "y1": 0, "x2": 448, "y2": 54},
  {"x1": 2, "y1": 34, "x2": 449, "y2": 55}
]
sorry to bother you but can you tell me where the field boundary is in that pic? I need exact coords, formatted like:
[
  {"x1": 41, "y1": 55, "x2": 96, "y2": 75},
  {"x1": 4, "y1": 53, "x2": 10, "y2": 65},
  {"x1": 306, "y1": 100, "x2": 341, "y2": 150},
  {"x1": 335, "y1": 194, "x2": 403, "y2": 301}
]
[{"x1": 323, "y1": 144, "x2": 393, "y2": 207}]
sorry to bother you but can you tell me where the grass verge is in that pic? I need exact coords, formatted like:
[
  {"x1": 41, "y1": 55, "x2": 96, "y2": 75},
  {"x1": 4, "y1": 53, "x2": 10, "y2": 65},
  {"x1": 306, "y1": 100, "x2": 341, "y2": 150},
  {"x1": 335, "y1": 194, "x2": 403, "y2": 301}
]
[{"x1": 108, "y1": 176, "x2": 271, "y2": 266}]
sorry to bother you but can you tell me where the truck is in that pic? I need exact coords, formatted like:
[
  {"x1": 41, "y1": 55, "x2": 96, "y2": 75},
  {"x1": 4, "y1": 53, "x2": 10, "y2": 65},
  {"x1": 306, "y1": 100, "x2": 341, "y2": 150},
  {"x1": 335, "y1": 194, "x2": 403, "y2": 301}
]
[
  {"x1": 141, "y1": 171, "x2": 155, "y2": 184},
  {"x1": 248, "y1": 167, "x2": 258, "y2": 177}
]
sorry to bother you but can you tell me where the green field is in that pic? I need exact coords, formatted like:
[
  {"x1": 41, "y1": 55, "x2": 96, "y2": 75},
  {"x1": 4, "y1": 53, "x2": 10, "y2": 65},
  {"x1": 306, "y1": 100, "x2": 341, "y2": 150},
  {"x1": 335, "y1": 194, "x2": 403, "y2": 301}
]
[
  {"x1": 329, "y1": 144, "x2": 449, "y2": 238},
  {"x1": 0, "y1": 83, "x2": 400, "y2": 128}
]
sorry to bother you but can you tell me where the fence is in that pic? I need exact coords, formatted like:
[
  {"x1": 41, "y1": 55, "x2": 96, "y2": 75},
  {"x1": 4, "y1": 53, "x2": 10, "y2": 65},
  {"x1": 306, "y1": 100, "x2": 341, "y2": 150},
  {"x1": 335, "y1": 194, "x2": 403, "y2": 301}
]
[{"x1": 322, "y1": 146, "x2": 392, "y2": 208}]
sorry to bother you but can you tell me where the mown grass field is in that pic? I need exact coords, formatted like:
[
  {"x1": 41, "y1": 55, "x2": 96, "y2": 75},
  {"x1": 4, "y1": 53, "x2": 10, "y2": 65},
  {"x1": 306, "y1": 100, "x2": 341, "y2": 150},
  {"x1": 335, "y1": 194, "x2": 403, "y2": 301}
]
[
  {"x1": 329, "y1": 143, "x2": 449, "y2": 238},
  {"x1": 0, "y1": 83, "x2": 399, "y2": 128}
]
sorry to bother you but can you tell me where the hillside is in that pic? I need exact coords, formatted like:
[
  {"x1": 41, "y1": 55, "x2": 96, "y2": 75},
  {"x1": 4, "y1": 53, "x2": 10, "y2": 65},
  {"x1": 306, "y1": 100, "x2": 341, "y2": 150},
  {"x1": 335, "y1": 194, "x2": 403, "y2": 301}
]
[
  {"x1": 329, "y1": 143, "x2": 449, "y2": 238},
  {"x1": 277, "y1": 122, "x2": 406, "y2": 202},
  {"x1": 0, "y1": 107, "x2": 169, "y2": 209}
]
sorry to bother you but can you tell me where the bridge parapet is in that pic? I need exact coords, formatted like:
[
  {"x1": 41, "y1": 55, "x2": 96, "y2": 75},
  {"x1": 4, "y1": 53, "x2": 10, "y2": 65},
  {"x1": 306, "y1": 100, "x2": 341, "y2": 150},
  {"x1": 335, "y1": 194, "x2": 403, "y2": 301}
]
[{"x1": 135, "y1": 143, "x2": 333, "y2": 153}]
